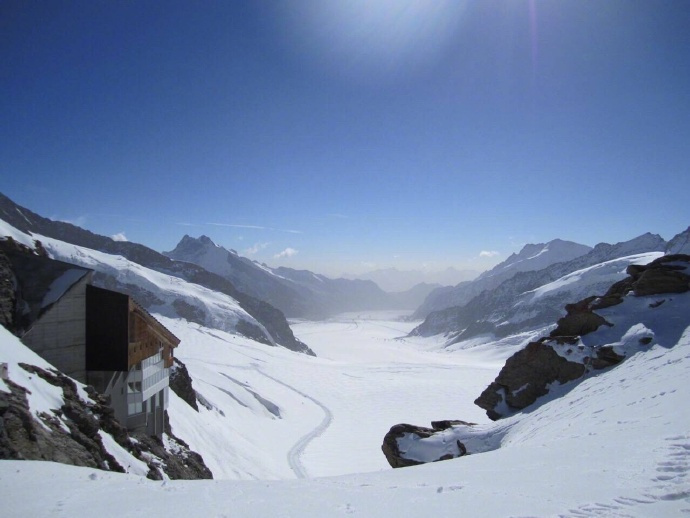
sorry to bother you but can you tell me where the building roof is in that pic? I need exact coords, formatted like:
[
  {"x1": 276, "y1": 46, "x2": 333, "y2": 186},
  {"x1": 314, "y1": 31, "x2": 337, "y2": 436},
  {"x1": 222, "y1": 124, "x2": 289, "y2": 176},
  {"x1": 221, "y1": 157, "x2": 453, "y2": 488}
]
[{"x1": 1, "y1": 241, "x2": 92, "y2": 331}]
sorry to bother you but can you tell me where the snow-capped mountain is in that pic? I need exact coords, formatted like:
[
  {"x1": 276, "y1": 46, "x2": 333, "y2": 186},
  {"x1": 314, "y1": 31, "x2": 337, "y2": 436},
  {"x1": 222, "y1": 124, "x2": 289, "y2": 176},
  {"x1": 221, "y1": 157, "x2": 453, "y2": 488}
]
[
  {"x1": 414, "y1": 239, "x2": 592, "y2": 318},
  {"x1": 411, "y1": 232, "x2": 672, "y2": 344},
  {"x1": 478, "y1": 238, "x2": 593, "y2": 281},
  {"x1": 667, "y1": 226, "x2": 690, "y2": 254},
  {"x1": 166, "y1": 235, "x2": 439, "y2": 319},
  {"x1": 0, "y1": 194, "x2": 310, "y2": 354}
]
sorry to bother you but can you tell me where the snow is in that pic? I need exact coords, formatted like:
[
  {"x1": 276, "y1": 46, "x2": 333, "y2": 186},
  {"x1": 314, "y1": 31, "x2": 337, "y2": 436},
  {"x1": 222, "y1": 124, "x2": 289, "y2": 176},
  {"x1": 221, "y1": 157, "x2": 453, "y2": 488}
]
[
  {"x1": 98, "y1": 431, "x2": 150, "y2": 477},
  {"x1": 0, "y1": 219, "x2": 36, "y2": 247},
  {"x1": 525, "y1": 252, "x2": 663, "y2": 302},
  {"x1": 40, "y1": 268, "x2": 89, "y2": 308},
  {"x1": 162, "y1": 312, "x2": 498, "y2": 479},
  {"x1": 0, "y1": 222, "x2": 271, "y2": 341},
  {"x1": 2, "y1": 309, "x2": 690, "y2": 516},
  {"x1": 397, "y1": 429, "x2": 465, "y2": 463}
]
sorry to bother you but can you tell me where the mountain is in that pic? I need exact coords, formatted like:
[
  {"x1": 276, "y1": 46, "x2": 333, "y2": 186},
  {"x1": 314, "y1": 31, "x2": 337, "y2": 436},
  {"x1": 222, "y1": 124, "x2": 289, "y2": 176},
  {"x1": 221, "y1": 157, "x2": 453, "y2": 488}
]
[
  {"x1": 477, "y1": 239, "x2": 593, "y2": 281},
  {"x1": 164, "y1": 235, "x2": 312, "y2": 317},
  {"x1": 411, "y1": 232, "x2": 671, "y2": 344},
  {"x1": 166, "y1": 235, "x2": 438, "y2": 319},
  {"x1": 414, "y1": 239, "x2": 592, "y2": 318},
  {"x1": 0, "y1": 193, "x2": 311, "y2": 355},
  {"x1": 666, "y1": 226, "x2": 690, "y2": 254},
  {"x1": 344, "y1": 267, "x2": 478, "y2": 292}
]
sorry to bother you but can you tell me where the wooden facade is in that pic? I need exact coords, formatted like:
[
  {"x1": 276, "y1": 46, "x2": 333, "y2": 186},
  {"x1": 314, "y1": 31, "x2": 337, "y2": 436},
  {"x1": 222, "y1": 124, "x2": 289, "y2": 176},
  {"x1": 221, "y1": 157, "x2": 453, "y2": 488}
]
[
  {"x1": 86, "y1": 285, "x2": 179, "y2": 371},
  {"x1": 128, "y1": 301, "x2": 179, "y2": 368}
]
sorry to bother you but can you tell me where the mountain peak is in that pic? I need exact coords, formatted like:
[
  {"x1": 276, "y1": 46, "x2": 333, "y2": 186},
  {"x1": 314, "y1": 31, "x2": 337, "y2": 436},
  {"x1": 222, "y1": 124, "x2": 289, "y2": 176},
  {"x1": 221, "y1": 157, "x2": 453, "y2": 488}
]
[
  {"x1": 480, "y1": 239, "x2": 592, "y2": 280},
  {"x1": 198, "y1": 235, "x2": 216, "y2": 246}
]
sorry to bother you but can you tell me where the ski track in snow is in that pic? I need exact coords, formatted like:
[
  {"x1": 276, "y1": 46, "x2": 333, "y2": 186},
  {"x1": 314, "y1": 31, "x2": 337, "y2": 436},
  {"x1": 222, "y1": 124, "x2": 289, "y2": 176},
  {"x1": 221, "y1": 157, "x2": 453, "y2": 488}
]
[{"x1": 253, "y1": 365, "x2": 333, "y2": 479}]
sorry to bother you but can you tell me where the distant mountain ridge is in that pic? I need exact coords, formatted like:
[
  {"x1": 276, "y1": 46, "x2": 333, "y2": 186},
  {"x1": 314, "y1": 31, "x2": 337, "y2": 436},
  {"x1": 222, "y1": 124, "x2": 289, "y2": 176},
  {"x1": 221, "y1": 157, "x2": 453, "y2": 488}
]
[
  {"x1": 165, "y1": 235, "x2": 439, "y2": 319},
  {"x1": 414, "y1": 239, "x2": 593, "y2": 319},
  {"x1": 343, "y1": 267, "x2": 478, "y2": 292},
  {"x1": 410, "y1": 232, "x2": 674, "y2": 345}
]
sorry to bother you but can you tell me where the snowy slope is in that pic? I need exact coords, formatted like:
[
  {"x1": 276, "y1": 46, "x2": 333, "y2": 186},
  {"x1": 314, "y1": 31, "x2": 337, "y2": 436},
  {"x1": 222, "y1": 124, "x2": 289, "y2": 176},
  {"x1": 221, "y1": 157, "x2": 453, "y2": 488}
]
[
  {"x1": 0, "y1": 326, "x2": 154, "y2": 478},
  {"x1": 504, "y1": 251, "x2": 664, "y2": 326},
  {"x1": 3, "y1": 317, "x2": 689, "y2": 517},
  {"x1": 0, "y1": 221, "x2": 277, "y2": 344}
]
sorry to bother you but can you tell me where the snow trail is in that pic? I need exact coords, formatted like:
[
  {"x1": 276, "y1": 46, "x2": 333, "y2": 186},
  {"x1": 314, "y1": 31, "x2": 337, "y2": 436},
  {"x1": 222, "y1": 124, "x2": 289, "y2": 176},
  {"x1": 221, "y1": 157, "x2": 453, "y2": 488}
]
[{"x1": 254, "y1": 366, "x2": 333, "y2": 479}]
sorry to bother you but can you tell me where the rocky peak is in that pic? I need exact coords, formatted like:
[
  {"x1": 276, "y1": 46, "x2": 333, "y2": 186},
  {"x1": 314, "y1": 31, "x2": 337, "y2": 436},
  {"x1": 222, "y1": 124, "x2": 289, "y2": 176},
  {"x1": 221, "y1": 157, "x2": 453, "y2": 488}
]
[
  {"x1": 666, "y1": 227, "x2": 690, "y2": 255},
  {"x1": 479, "y1": 239, "x2": 592, "y2": 281}
]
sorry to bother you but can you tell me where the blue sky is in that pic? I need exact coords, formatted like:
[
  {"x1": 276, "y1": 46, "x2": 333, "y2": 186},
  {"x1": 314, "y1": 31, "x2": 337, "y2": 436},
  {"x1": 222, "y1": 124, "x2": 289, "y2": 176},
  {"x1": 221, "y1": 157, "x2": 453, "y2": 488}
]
[{"x1": 2, "y1": 1, "x2": 689, "y2": 276}]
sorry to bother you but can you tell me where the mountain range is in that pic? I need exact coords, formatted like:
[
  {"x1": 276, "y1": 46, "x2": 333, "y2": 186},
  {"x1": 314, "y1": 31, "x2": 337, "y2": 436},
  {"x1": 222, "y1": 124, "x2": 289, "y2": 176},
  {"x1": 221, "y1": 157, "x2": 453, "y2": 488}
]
[
  {"x1": 410, "y1": 230, "x2": 689, "y2": 346},
  {"x1": 165, "y1": 234, "x2": 439, "y2": 320},
  {"x1": 0, "y1": 193, "x2": 310, "y2": 355},
  {"x1": 342, "y1": 267, "x2": 479, "y2": 292}
]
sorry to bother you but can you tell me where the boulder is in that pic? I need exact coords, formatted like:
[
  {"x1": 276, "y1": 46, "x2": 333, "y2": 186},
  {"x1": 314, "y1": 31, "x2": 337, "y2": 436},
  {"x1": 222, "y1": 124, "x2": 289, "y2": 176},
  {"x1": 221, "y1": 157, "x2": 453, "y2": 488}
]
[
  {"x1": 474, "y1": 339, "x2": 587, "y2": 419},
  {"x1": 627, "y1": 254, "x2": 690, "y2": 296},
  {"x1": 382, "y1": 422, "x2": 471, "y2": 468}
]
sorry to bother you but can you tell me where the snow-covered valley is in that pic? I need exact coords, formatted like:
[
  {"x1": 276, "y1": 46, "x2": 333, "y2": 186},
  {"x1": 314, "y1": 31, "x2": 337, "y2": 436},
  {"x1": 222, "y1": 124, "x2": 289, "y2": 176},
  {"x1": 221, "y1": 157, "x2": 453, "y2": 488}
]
[
  {"x1": 4, "y1": 309, "x2": 690, "y2": 517},
  {"x1": 165, "y1": 311, "x2": 507, "y2": 480}
]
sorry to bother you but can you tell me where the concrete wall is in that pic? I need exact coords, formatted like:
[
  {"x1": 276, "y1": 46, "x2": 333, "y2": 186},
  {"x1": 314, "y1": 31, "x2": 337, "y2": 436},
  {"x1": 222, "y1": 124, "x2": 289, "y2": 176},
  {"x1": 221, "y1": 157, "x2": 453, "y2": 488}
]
[{"x1": 21, "y1": 276, "x2": 89, "y2": 382}]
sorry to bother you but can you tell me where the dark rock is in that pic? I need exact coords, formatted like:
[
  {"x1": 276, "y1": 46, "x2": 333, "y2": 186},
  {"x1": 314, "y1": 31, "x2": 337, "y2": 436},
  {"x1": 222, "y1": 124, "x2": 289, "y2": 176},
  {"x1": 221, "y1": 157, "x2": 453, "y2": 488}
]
[
  {"x1": 550, "y1": 297, "x2": 612, "y2": 339},
  {"x1": 589, "y1": 346, "x2": 625, "y2": 370},
  {"x1": 0, "y1": 251, "x2": 16, "y2": 331},
  {"x1": 632, "y1": 268, "x2": 690, "y2": 296},
  {"x1": 431, "y1": 419, "x2": 476, "y2": 430},
  {"x1": 169, "y1": 358, "x2": 199, "y2": 411},
  {"x1": 474, "y1": 340, "x2": 587, "y2": 419},
  {"x1": 626, "y1": 254, "x2": 690, "y2": 296}
]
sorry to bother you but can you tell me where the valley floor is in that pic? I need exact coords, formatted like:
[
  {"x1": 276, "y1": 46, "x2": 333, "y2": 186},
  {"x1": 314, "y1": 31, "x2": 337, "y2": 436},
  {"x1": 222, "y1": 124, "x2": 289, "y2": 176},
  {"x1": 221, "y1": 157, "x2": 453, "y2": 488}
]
[{"x1": 165, "y1": 310, "x2": 523, "y2": 480}]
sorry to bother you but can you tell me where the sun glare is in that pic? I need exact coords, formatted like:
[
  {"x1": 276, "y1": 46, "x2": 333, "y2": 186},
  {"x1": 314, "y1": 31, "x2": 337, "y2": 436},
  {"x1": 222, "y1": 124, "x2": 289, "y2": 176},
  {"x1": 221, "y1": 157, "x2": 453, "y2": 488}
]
[{"x1": 280, "y1": 1, "x2": 470, "y2": 82}]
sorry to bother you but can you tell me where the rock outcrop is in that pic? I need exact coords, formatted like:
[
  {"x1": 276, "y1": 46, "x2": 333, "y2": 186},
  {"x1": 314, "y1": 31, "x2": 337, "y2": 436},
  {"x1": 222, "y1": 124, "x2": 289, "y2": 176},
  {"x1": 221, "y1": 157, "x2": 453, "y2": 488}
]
[
  {"x1": 0, "y1": 363, "x2": 212, "y2": 479},
  {"x1": 169, "y1": 358, "x2": 199, "y2": 411},
  {"x1": 475, "y1": 254, "x2": 690, "y2": 420},
  {"x1": 382, "y1": 421, "x2": 473, "y2": 468}
]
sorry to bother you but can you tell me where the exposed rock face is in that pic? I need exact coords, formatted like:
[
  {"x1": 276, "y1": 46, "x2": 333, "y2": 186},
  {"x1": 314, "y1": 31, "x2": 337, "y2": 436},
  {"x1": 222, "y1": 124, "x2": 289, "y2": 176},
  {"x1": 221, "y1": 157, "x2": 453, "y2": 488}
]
[
  {"x1": 0, "y1": 364, "x2": 126, "y2": 471},
  {"x1": 169, "y1": 358, "x2": 199, "y2": 411},
  {"x1": 0, "y1": 251, "x2": 15, "y2": 330},
  {"x1": 382, "y1": 421, "x2": 473, "y2": 468},
  {"x1": 0, "y1": 363, "x2": 212, "y2": 479},
  {"x1": 627, "y1": 255, "x2": 690, "y2": 296},
  {"x1": 550, "y1": 296, "x2": 613, "y2": 339},
  {"x1": 474, "y1": 254, "x2": 689, "y2": 420}
]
